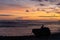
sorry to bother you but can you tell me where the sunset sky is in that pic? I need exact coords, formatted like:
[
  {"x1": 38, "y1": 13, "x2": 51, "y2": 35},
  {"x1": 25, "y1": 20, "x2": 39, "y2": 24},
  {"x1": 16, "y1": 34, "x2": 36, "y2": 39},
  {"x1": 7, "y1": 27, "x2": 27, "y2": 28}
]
[{"x1": 0, "y1": 0, "x2": 60, "y2": 21}]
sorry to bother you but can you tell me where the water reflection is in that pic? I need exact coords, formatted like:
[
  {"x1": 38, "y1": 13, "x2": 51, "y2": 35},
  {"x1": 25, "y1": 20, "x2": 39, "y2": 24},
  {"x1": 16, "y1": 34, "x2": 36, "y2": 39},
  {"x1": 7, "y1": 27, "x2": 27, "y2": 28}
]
[{"x1": 0, "y1": 24, "x2": 60, "y2": 36}]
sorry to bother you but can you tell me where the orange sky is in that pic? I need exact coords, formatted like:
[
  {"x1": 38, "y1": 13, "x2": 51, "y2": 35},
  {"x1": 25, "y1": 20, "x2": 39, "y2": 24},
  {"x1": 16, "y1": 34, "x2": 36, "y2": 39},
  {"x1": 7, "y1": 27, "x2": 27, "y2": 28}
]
[
  {"x1": 0, "y1": 7, "x2": 60, "y2": 21},
  {"x1": 0, "y1": 0, "x2": 60, "y2": 21}
]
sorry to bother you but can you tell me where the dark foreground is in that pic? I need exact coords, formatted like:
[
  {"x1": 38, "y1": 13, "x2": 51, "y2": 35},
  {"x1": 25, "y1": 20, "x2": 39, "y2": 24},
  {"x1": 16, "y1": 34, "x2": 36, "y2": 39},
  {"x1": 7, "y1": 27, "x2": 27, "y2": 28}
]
[{"x1": 0, "y1": 33, "x2": 60, "y2": 40}]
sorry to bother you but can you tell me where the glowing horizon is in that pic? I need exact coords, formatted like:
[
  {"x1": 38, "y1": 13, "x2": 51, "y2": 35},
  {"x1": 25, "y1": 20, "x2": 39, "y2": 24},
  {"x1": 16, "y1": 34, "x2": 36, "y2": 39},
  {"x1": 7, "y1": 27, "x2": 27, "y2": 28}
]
[{"x1": 0, "y1": 0, "x2": 60, "y2": 21}]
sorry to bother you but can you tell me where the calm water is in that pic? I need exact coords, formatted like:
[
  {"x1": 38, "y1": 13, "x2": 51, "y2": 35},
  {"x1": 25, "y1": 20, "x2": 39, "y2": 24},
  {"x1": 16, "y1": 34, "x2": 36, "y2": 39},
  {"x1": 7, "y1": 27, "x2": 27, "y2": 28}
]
[{"x1": 0, "y1": 24, "x2": 60, "y2": 36}]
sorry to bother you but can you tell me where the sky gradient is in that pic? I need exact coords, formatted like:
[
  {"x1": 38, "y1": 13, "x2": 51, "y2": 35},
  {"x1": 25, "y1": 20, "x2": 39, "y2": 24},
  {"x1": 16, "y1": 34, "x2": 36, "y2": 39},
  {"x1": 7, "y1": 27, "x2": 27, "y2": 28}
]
[{"x1": 0, "y1": 0, "x2": 60, "y2": 21}]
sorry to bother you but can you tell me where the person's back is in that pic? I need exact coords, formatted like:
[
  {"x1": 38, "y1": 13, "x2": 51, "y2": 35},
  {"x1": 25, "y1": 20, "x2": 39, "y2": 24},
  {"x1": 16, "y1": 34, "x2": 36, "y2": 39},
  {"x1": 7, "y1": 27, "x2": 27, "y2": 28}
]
[{"x1": 40, "y1": 27, "x2": 51, "y2": 36}]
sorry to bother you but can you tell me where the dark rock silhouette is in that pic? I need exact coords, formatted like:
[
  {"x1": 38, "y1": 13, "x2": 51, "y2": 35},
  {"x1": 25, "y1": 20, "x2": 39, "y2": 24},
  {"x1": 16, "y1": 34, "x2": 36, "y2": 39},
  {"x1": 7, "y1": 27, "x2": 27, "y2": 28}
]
[{"x1": 32, "y1": 24, "x2": 51, "y2": 37}]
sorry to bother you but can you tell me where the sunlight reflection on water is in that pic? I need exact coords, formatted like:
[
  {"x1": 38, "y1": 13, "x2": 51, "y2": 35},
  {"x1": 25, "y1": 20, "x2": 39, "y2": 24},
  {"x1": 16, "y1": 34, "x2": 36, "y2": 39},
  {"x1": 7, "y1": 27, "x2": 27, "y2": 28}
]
[{"x1": 45, "y1": 24, "x2": 60, "y2": 33}]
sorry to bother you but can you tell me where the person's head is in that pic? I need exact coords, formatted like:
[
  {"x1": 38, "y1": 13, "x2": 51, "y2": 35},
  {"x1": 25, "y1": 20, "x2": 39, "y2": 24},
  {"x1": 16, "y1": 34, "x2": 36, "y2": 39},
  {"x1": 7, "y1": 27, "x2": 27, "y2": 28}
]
[{"x1": 41, "y1": 24, "x2": 44, "y2": 28}]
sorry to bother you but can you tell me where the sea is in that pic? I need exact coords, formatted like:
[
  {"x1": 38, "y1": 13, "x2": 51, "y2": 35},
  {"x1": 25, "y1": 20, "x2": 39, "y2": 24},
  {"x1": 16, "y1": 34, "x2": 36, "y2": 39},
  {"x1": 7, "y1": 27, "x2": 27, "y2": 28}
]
[{"x1": 0, "y1": 20, "x2": 60, "y2": 36}]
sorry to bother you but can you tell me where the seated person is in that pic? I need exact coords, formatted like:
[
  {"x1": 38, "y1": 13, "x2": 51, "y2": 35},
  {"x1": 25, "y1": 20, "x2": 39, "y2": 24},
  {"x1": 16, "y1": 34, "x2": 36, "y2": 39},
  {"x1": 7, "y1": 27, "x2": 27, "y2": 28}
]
[{"x1": 32, "y1": 24, "x2": 51, "y2": 37}]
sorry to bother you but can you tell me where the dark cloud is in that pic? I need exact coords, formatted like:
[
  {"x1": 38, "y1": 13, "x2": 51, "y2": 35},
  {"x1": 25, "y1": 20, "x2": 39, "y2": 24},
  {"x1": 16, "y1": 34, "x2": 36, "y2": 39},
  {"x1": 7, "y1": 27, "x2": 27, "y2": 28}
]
[
  {"x1": 25, "y1": 10, "x2": 29, "y2": 12},
  {"x1": 48, "y1": 0, "x2": 57, "y2": 2},
  {"x1": 39, "y1": 4, "x2": 45, "y2": 6},
  {"x1": 31, "y1": 0, "x2": 60, "y2": 5},
  {"x1": 45, "y1": 0, "x2": 48, "y2": 1},
  {"x1": 31, "y1": 0, "x2": 42, "y2": 2},
  {"x1": 31, "y1": 0, "x2": 48, "y2": 2},
  {"x1": 0, "y1": 14, "x2": 13, "y2": 16},
  {"x1": 55, "y1": 12, "x2": 60, "y2": 14},
  {"x1": 56, "y1": 3, "x2": 60, "y2": 5}
]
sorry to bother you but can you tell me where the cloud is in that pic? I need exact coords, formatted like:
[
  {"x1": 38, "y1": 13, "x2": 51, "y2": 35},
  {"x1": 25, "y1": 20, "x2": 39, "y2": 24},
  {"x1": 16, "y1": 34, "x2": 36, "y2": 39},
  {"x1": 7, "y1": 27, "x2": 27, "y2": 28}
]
[
  {"x1": 25, "y1": 10, "x2": 30, "y2": 12},
  {"x1": 56, "y1": 3, "x2": 60, "y2": 5},
  {"x1": 31, "y1": 0, "x2": 60, "y2": 2},
  {"x1": 55, "y1": 12, "x2": 60, "y2": 14},
  {"x1": 38, "y1": 16, "x2": 60, "y2": 17},
  {"x1": 0, "y1": 2, "x2": 28, "y2": 10},
  {"x1": 39, "y1": 4, "x2": 45, "y2": 6},
  {"x1": 0, "y1": 14, "x2": 13, "y2": 16},
  {"x1": 0, "y1": 0, "x2": 32, "y2": 11},
  {"x1": 31, "y1": 0, "x2": 60, "y2": 5},
  {"x1": 31, "y1": 0, "x2": 42, "y2": 2},
  {"x1": 0, "y1": 0, "x2": 60, "y2": 12},
  {"x1": 0, "y1": 0, "x2": 41, "y2": 10}
]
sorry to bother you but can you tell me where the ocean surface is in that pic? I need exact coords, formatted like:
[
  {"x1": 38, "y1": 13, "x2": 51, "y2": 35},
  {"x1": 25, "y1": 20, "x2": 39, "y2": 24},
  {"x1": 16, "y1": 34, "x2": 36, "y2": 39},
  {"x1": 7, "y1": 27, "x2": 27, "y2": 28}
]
[{"x1": 0, "y1": 24, "x2": 60, "y2": 36}]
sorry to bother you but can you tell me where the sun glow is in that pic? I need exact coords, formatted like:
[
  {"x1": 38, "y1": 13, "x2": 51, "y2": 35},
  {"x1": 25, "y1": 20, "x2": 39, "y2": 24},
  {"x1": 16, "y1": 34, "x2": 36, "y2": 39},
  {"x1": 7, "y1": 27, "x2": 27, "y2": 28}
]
[{"x1": 0, "y1": 6, "x2": 60, "y2": 21}]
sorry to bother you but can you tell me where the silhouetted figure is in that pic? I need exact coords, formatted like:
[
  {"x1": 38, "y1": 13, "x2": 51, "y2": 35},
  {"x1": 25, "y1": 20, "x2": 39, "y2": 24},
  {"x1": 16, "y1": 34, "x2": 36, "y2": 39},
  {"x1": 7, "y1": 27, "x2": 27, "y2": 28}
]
[
  {"x1": 41, "y1": 24, "x2": 44, "y2": 28},
  {"x1": 32, "y1": 24, "x2": 51, "y2": 37}
]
